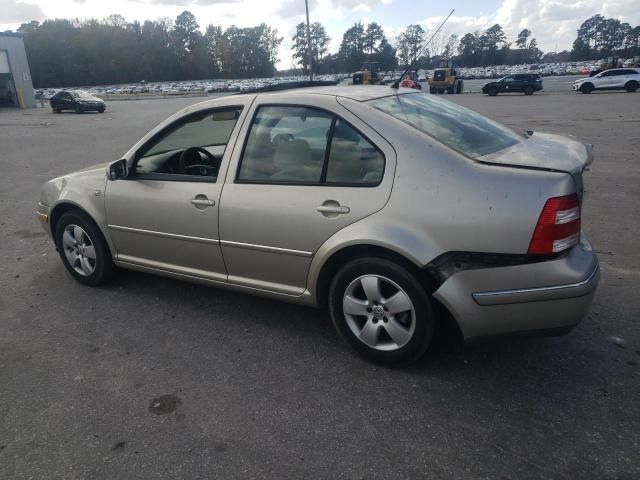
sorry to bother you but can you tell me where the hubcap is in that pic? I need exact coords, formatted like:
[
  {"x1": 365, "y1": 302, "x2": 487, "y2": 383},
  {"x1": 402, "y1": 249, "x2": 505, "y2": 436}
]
[
  {"x1": 62, "y1": 224, "x2": 96, "y2": 277},
  {"x1": 342, "y1": 275, "x2": 416, "y2": 351}
]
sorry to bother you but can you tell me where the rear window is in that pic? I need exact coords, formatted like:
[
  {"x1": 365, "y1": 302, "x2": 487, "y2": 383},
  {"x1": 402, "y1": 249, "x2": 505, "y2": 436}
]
[{"x1": 368, "y1": 92, "x2": 522, "y2": 158}]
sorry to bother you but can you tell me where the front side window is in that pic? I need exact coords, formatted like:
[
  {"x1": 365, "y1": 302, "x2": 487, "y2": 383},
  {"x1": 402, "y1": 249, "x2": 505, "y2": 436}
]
[
  {"x1": 369, "y1": 92, "x2": 522, "y2": 158},
  {"x1": 237, "y1": 106, "x2": 385, "y2": 185},
  {"x1": 135, "y1": 108, "x2": 241, "y2": 180}
]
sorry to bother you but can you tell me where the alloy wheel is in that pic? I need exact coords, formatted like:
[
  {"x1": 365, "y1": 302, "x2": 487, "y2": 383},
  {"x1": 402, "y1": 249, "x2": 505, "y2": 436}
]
[
  {"x1": 62, "y1": 224, "x2": 97, "y2": 276},
  {"x1": 342, "y1": 274, "x2": 416, "y2": 351}
]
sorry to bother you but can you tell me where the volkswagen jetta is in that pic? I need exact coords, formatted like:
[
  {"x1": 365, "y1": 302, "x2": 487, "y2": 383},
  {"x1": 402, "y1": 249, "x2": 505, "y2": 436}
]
[{"x1": 36, "y1": 86, "x2": 599, "y2": 365}]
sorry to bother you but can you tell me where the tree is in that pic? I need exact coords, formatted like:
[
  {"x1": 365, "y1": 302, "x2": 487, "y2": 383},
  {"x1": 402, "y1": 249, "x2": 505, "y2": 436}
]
[
  {"x1": 291, "y1": 22, "x2": 330, "y2": 73},
  {"x1": 457, "y1": 32, "x2": 480, "y2": 66},
  {"x1": 205, "y1": 25, "x2": 225, "y2": 73},
  {"x1": 371, "y1": 38, "x2": 397, "y2": 71},
  {"x1": 338, "y1": 22, "x2": 366, "y2": 72},
  {"x1": 364, "y1": 22, "x2": 385, "y2": 54},
  {"x1": 516, "y1": 29, "x2": 531, "y2": 49},
  {"x1": 442, "y1": 34, "x2": 458, "y2": 60},
  {"x1": 172, "y1": 10, "x2": 201, "y2": 59},
  {"x1": 480, "y1": 24, "x2": 507, "y2": 64},
  {"x1": 397, "y1": 24, "x2": 425, "y2": 66}
]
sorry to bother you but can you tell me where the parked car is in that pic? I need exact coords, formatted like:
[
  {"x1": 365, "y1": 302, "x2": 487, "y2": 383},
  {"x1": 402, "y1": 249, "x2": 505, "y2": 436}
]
[
  {"x1": 573, "y1": 68, "x2": 640, "y2": 93},
  {"x1": 50, "y1": 90, "x2": 106, "y2": 113},
  {"x1": 36, "y1": 85, "x2": 599, "y2": 365},
  {"x1": 482, "y1": 74, "x2": 543, "y2": 96}
]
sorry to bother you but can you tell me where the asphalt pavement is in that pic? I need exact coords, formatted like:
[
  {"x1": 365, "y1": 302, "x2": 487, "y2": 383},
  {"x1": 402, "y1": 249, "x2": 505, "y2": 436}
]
[{"x1": 1, "y1": 90, "x2": 639, "y2": 479}]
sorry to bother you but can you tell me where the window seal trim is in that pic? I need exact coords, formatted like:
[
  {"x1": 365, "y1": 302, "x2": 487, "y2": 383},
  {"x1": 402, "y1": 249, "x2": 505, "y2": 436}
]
[{"x1": 234, "y1": 102, "x2": 386, "y2": 187}]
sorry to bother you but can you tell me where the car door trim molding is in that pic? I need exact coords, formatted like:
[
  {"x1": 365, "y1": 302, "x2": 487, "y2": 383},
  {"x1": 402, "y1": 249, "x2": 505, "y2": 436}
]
[
  {"x1": 220, "y1": 239, "x2": 312, "y2": 257},
  {"x1": 108, "y1": 224, "x2": 220, "y2": 245}
]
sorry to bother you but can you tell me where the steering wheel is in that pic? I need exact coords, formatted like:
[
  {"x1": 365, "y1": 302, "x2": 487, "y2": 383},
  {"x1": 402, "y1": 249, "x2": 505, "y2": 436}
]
[{"x1": 178, "y1": 147, "x2": 218, "y2": 176}]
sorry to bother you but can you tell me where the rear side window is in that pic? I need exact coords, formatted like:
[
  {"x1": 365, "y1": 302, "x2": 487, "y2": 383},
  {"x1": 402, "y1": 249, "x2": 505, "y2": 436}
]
[
  {"x1": 326, "y1": 120, "x2": 384, "y2": 184},
  {"x1": 237, "y1": 106, "x2": 385, "y2": 185},
  {"x1": 369, "y1": 92, "x2": 522, "y2": 158}
]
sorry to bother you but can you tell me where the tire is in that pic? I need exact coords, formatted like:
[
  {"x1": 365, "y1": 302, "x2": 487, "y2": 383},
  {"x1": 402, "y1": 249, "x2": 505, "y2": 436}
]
[
  {"x1": 98, "y1": 107, "x2": 105, "y2": 113},
  {"x1": 456, "y1": 80, "x2": 463, "y2": 94},
  {"x1": 625, "y1": 81, "x2": 638, "y2": 93},
  {"x1": 329, "y1": 257, "x2": 435, "y2": 366},
  {"x1": 524, "y1": 86, "x2": 534, "y2": 95},
  {"x1": 55, "y1": 210, "x2": 116, "y2": 286},
  {"x1": 580, "y1": 83, "x2": 593, "y2": 94},
  {"x1": 488, "y1": 87, "x2": 498, "y2": 96},
  {"x1": 53, "y1": 107, "x2": 60, "y2": 113},
  {"x1": 75, "y1": 105, "x2": 82, "y2": 113},
  {"x1": 429, "y1": 86, "x2": 436, "y2": 94}
]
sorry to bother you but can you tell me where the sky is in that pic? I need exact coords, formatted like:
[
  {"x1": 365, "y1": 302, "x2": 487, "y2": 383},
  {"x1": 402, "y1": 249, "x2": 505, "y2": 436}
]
[{"x1": 1, "y1": 0, "x2": 640, "y2": 69}]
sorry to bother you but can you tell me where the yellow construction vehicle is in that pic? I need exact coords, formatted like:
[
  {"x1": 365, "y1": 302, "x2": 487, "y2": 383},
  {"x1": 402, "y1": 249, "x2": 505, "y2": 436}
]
[
  {"x1": 428, "y1": 61, "x2": 463, "y2": 94},
  {"x1": 353, "y1": 62, "x2": 382, "y2": 85}
]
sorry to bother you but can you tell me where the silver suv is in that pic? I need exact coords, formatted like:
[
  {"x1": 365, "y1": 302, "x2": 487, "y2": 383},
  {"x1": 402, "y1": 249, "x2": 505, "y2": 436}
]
[{"x1": 37, "y1": 86, "x2": 599, "y2": 365}]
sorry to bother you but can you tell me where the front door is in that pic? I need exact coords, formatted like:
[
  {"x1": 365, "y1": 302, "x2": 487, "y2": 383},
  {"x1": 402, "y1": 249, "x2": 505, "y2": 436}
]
[
  {"x1": 105, "y1": 105, "x2": 246, "y2": 282},
  {"x1": 501, "y1": 76, "x2": 514, "y2": 92},
  {"x1": 219, "y1": 97, "x2": 396, "y2": 295}
]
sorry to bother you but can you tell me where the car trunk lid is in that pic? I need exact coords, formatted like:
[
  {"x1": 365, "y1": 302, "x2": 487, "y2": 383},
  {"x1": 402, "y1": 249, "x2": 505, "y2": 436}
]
[{"x1": 477, "y1": 132, "x2": 593, "y2": 198}]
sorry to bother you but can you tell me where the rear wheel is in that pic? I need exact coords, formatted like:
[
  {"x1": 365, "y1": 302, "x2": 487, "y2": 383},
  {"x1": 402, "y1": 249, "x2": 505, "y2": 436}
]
[
  {"x1": 580, "y1": 83, "x2": 594, "y2": 94},
  {"x1": 55, "y1": 210, "x2": 115, "y2": 286},
  {"x1": 429, "y1": 86, "x2": 436, "y2": 94},
  {"x1": 98, "y1": 107, "x2": 105, "y2": 113},
  {"x1": 488, "y1": 87, "x2": 498, "y2": 96},
  {"x1": 524, "y1": 86, "x2": 534, "y2": 95},
  {"x1": 625, "y1": 81, "x2": 638, "y2": 93},
  {"x1": 329, "y1": 257, "x2": 434, "y2": 366},
  {"x1": 75, "y1": 104, "x2": 82, "y2": 113},
  {"x1": 456, "y1": 80, "x2": 463, "y2": 94}
]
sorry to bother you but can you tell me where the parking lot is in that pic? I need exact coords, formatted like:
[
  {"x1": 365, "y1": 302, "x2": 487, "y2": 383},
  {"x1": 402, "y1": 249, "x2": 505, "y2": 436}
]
[{"x1": 1, "y1": 90, "x2": 639, "y2": 479}]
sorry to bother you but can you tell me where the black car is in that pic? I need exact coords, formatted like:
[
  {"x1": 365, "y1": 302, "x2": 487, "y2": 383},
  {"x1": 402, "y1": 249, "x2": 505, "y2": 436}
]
[
  {"x1": 50, "y1": 90, "x2": 106, "y2": 113},
  {"x1": 481, "y1": 74, "x2": 543, "y2": 96}
]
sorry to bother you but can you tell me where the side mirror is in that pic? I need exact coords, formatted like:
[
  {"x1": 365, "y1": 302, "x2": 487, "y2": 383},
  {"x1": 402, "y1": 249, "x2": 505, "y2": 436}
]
[{"x1": 107, "y1": 159, "x2": 128, "y2": 181}]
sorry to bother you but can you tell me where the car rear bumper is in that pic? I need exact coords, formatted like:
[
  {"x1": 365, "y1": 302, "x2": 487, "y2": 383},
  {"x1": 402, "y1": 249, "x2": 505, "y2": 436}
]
[{"x1": 433, "y1": 237, "x2": 599, "y2": 339}]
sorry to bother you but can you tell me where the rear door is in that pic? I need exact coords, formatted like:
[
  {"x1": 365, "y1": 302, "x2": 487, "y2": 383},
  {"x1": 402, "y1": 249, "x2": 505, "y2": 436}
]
[{"x1": 218, "y1": 95, "x2": 396, "y2": 295}]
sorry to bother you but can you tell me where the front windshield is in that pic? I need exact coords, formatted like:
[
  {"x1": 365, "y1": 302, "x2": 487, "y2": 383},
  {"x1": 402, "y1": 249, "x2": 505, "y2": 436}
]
[
  {"x1": 72, "y1": 90, "x2": 96, "y2": 100},
  {"x1": 368, "y1": 92, "x2": 522, "y2": 158}
]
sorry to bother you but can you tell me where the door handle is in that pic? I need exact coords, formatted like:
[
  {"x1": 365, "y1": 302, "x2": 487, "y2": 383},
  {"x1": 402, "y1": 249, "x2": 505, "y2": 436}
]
[
  {"x1": 316, "y1": 205, "x2": 350, "y2": 215},
  {"x1": 191, "y1": 197, "x2": 215, "y2": 207}
]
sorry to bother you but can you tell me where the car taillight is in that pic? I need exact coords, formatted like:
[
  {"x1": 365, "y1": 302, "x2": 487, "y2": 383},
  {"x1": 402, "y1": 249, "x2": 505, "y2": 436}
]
[{"x1": 528, "y1": 193, "x2": 581, "y2": 255}]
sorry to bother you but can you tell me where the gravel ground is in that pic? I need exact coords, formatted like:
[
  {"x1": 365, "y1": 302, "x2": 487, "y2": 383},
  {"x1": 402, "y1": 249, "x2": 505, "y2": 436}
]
[{"x1": 0, "y1": 90, "x2": 639, "y2": 480}]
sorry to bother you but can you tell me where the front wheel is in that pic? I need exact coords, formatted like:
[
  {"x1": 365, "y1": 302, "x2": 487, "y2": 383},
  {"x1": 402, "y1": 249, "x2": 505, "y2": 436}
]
[
  {"x1": 55, "y1": 211, "x2": 116, "y2": 286},
  {"x1": 524, "y1": 86, "x2": 534, "y2": 95},
  {"x1": 329, "y1": 257, "x2": 434, "y2": 366},
  {"x1": 581, "y1": 83, "x2": 593, "y2": 94},
  {"x1": 488, "y1": 87, "x2": 498, "y2": 96}
]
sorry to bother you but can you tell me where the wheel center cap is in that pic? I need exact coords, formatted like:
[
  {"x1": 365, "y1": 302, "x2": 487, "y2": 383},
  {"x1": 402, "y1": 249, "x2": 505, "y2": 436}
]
[{"x1": 372, "y1": 305, "x2": 385, "y2": 319}]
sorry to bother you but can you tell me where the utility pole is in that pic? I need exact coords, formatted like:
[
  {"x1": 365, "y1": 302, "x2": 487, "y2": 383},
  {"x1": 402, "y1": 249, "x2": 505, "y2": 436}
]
[{"x1": 304, "y1": 0, "x2": 313, "y2": 81}]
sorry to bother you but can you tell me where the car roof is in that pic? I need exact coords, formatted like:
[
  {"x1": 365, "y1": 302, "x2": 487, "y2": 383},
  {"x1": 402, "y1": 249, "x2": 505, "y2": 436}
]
[{"x1": 250, "y1": 85, "x2": 417, "y2": 103}]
